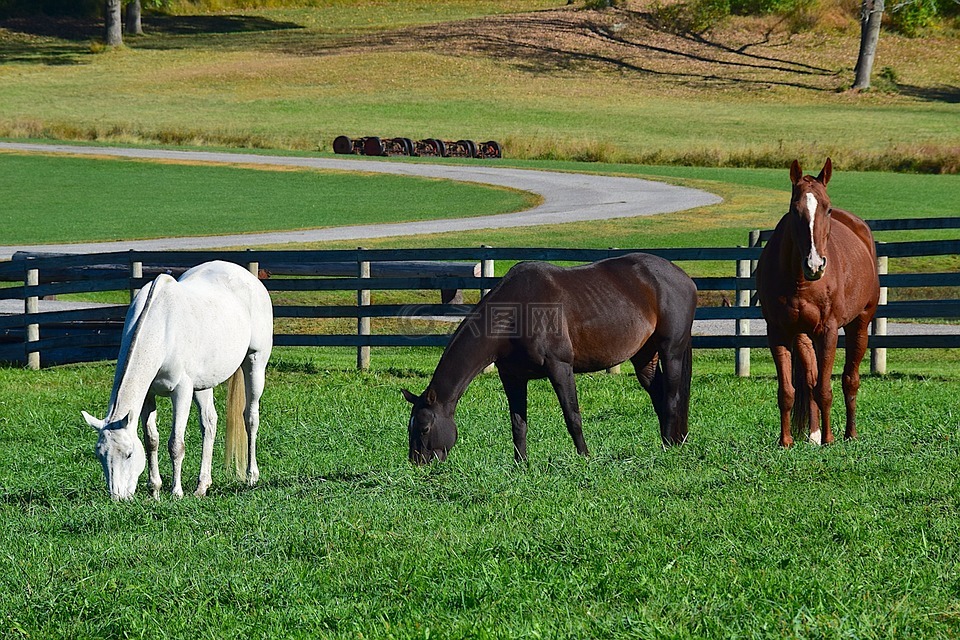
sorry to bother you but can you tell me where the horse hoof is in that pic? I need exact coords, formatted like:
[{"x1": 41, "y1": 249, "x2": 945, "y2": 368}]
[
  {"x1": 194, "y1": 486, "x2": 209, "y2": 498},
  {"x1": 171, "y1": 488, "x2": 184, "y2": 499}
]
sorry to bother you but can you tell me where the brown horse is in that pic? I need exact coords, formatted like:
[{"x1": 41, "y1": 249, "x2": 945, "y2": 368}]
[
  {"x1": 756, "y1": 159, "x2": 880, "y2": 447},
  {"x1": 402, "y1": 253, "x2": 697, "y2": 464}
]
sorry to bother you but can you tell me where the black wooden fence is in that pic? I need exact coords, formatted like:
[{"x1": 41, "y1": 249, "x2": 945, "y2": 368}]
[{"x1": 1, "y1": 217, "x2": 958, "y2": 373}]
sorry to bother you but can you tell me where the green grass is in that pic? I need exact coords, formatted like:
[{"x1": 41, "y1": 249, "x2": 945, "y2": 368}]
[
  {"x1": 0, "y1": 153, "x2": 535, "y2": 244},
  {"x1": 4, "y1": 151, "x2": 958, "y2": 251},
  {"x1": 2, "y1": 349, "x2": 960, "y2": 638}
]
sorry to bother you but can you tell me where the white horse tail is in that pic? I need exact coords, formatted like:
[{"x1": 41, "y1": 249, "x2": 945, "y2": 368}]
[{"x1": 224, "y1": 368, "x2": 248, "y2": 478}]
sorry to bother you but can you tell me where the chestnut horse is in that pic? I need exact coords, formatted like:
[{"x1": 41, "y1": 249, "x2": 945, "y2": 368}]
[
  {"x1": 402, "y1": 253, "x2": 697, "y2": 464},
  {"x1": 756, "y1": 159, "x2": 879, "y2": 447}
]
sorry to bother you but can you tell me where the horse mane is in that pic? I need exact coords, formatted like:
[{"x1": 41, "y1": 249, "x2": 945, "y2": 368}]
[{"x1": 107, "y1": 276, "x2": 169, "y2": 418}]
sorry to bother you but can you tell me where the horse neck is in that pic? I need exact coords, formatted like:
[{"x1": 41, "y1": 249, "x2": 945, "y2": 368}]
[
  {"x1": 427, "y1": 314, "x2": 502, "y2": 407},
  {"x1": 106, "y1": 280, "x2": 170, "y2": 422}
]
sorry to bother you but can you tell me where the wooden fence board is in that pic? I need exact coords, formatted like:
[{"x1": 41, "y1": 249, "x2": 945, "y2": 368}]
[{"x1": 1, "y1": 232, "x2": 957, "y2": 368}]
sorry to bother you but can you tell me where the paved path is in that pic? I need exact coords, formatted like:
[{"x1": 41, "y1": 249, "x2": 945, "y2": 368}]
[{"x1": 0, "y1": 142, "x2": 722, "y2": 259}]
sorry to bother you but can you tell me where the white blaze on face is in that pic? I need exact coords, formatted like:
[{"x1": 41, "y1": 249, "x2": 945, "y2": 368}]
[{"x1": 804, "y1": 192, "x2": 825, "y2": 275}]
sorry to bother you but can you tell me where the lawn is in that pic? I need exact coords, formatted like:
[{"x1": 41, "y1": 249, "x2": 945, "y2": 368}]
[
  {"x1": 1, "y1": 349, "x2": 959, "y2": 638},
  {"x1": 0, "y1": 152, "x2": 535, "y2": 245}
]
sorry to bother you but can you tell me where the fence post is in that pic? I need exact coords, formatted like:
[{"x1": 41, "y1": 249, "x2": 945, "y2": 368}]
[
  {"x1": 130, "y1": 257, "x2": 143, "y2": 302},
  {"x1": 25, "y1": 264, "x2": 39, "y2": 370},
  {"x1": 480, "y1": 245, "x2": 495, "y2": 374},
  {"x1": 735, "y1": 249, "x2": 751, "y2": 377},
  {"x1": 871, "y1": 249, "x2": 888, "y2": 375},
  {"x1": 480, "y1": 245, "x2": 494, "y2": 297},
  {"x1": 748, "y1": 229, "x2": 760, "y2": 275},
  {"x1": 357, "y1": 249, "x2": 371, "y2": 371}
]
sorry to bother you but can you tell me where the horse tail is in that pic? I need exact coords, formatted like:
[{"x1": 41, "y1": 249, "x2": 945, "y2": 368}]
[
  {"x1": 789, "y1": 342, "x2": 811, "y2": 441},
  {"x1": 224, "y1": 368, "x2": 248, "y2": 479}
]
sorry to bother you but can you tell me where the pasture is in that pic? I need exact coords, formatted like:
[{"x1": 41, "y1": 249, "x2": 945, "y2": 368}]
[{"x1": 2, "y1": 349, "x2": 960, "y2": 637}]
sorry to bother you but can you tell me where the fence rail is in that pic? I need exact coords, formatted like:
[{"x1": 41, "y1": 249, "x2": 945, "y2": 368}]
[{"x1": 1, "y1": 217, "x2": 958, "y2": 372}]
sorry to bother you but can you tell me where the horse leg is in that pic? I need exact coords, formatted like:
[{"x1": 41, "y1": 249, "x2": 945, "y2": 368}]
[
  {"x1": 545, "y1": 359, "x2": 588, "y2": 457},
  {"x1": 193, "y1": 388, "x2": 217, "y2": 497},
  {"x1": 498, "y1": 368, "x2": 529, "y2": 463},
  {"x1": 794, "y1": 335, "x2": 821, "y2": 444},
  {"x1": 168, "y1": 386, "x2": 193, "y2": 498},
  {"x1": 243, "y1": 353, "x2": 268, "y2": 486},
  {"x1": 842, "y1": 316, "x2": 871, "y2": 440},
  {"x1": 814, "y1": 328, "x2": 839, "y2": 445},
  {"x1": 140, "y1": 394, "x2": 162, "y2": 498},
  {"x1": 769, "y1": 336, "x2": 795, "y2": 447},
  {"x1": 633, "y1": 339, "x2": 690, "y2": 446},
  {"x1": 631, "y1": 342, "x2": 661, "y2": 412}
]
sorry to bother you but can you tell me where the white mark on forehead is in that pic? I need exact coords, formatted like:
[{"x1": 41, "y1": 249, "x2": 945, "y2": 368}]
[
  {"x1": 805, "y1": 192, "x2": 819, "y2": 228},
  {"x1": 802, "y1": 192, "x2": 825, "y2": 275}
]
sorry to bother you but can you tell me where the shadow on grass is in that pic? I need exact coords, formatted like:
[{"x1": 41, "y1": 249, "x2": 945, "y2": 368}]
[
  {"x1": 0, "y1": 13, "x2": 303, "y2": 63},
  {"x1": 145, "y1": 14, "x2": 301, "y2": 36},
  {"x1": 898, "y1": 84, "x2": 960, "y2": 104}
]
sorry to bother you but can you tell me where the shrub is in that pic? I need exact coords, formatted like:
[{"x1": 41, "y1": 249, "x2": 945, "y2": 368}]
[
  {"x1": 887, "y1": 0, "x2": 940, "y2": 35},
  {"x1": 582, "y1": 0, "x2": 618, "y2": 8},
  {"x1": 650, "y1": 0, "x2": 732, "y2": 33}
]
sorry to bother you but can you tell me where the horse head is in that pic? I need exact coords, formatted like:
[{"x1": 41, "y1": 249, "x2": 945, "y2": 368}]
[
  {"x1": 788, "y1": 158, "x2": 834, "y2": 281},
  {"x1": 83, "y1": 411, "x2": 146, "y2": 500},
  {"x1": 401, "y1": 387, "x2": 457, "y2": 465}
]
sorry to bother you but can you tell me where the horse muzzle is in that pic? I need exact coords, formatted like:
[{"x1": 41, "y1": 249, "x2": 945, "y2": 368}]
[{"x1": 803, "y1": 256, "x2": 826, "y2": 281}]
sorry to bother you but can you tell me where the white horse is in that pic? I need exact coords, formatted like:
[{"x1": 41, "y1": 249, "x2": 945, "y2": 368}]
[{"x1": 82, "y1": 260, "x2": 273, "y2": 500}]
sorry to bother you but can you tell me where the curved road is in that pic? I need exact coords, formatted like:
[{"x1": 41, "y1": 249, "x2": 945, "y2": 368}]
[
  {"x1": 0, "y1": 141, "x2": 721, "y2": 259},
  {"x1": 1, "y1": 142, "x2": 953, "y2": 340}
]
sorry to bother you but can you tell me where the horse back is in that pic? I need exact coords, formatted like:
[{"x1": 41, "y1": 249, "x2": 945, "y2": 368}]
[
  {"x1": 493, "y1": 254, "x2": 696, "y2": 370},
  {"x1": 832, "y1": 208, "x2": 877, "y2": 261}
]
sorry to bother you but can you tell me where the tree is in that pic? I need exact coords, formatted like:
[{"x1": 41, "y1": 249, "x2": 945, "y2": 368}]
[
  {"x1": 125, "y1": 0, "x2": 143, "y2": 36},
  {"x1": 852, "y1": 0, "x2": 885, "y2": 90},
  {"x1": 104, "y1": 0, "x2": 123, "y2": 46}
]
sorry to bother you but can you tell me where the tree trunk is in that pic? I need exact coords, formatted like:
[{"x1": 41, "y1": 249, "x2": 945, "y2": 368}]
[
  {"x1": 125, "y1": 0, "x2": 143, "y2": 36},
  {"x1": 104, "y1": 0, "x2": 123, "y2": 46},
  {"x1": 852, "y1": 0, "x2": 884, "y2": 90}
]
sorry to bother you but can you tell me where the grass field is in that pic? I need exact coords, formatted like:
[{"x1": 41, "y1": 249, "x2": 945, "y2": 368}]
[
  {"x1": 0, "y1": 152, "x2": 536, "y2": 244},
  {"x1": 1, "y1": 1, "x2": 960, "y2": 637},
  {"x1": 2, "y1": 349, "x2": 959, "y2": 638}
]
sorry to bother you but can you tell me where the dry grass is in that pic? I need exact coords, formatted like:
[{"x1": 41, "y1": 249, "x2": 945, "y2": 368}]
[{"x1": 0, "y1": 0, "x2": 957, "y2": 171}]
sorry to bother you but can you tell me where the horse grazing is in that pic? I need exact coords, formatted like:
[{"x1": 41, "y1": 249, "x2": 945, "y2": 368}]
[
  {"x1": 82, "y1": 261, "x2": 273, "y2": 499},
  {"x1": 756, "y1": 159, "x2": 880, "y2": 447},
  {"x1": 402, "y1": 253, "x2": 697, "y2": 464}
]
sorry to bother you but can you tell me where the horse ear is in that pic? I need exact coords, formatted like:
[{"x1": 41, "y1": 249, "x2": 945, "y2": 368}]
[
  {"x1": 401, "y1": 389, "x2": 418, "y2": 404},
  {"x1": 817, "y1": 158, "x2": 832, "y2": 186},
  {"x1": 82, "y1": 410, "x2": 105, "y2": 431},
  {"x1": 789, "y1": 159, "x2": 802, "y2": 185},
  {"x1": 425, "y1": 388, "x2": 437, "y2": 406}
]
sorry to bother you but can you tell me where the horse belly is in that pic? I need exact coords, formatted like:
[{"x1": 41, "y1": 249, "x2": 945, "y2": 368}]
[{"x1": 568, "y1": 318, "x2": 654, "y2": 372}]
